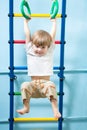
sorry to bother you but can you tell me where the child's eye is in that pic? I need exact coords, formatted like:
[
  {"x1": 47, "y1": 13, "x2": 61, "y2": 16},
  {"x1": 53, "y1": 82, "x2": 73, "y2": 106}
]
[
  {"x1": 36, "y1": 45, "x2": 39, "y2": 48},
  {"x1": 42, "y1": 46, "x2": 45, "y2": 49}
]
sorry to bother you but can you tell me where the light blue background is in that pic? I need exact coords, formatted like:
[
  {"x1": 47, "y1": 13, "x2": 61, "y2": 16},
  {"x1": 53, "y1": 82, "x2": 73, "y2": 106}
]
[{"x1": 0, "y1": 0, "x2": 87, "y2": 130}]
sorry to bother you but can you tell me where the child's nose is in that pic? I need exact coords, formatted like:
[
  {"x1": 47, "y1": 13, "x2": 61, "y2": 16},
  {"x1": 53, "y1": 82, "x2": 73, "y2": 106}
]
[{"x1": 37, "y1": 48, "x2": 42, "y2": 51}]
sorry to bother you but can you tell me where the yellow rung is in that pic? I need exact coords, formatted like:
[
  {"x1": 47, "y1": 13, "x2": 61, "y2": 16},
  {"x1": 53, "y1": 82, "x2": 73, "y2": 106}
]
[
  {"x1": 14, "y1": 117, "x2": 58, "y2": 122},
  {"x1": 14, "y1": 13, "x2": 62, "y2": 18}
]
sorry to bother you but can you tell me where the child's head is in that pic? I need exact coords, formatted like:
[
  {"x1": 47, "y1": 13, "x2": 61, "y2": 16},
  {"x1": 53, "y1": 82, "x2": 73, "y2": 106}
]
[
  {"x1": 32, "y1": 30, "x2": 52, "y2": 48},
  {"x1": 31, "y1": 30, "x2": 52, "y2": 56}
]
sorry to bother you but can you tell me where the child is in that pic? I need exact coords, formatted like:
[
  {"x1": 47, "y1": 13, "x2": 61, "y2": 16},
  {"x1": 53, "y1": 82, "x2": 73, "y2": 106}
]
[{"x1": 17, "y1": 18, "x2": 61, "y2": 119}]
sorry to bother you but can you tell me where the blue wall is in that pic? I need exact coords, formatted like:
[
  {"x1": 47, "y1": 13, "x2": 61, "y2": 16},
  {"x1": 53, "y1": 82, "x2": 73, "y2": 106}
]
[{"x1": 0, "y1": 0, "x2": 87, "y2": 130}]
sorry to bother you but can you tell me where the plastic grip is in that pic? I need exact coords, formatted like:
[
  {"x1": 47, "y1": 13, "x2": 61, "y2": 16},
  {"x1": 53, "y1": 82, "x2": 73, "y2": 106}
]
[
  {"x1": 50, "y1": 0, "x2": 59, "y2": 19},
  {"x1": 20, "y1": 0, "x2": 31, "y2": 19}
]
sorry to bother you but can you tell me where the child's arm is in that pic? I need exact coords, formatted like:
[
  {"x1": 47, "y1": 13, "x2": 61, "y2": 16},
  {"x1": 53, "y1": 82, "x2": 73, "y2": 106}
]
[
  {"x1": 24, "y1": 19, "x2": 31, "y2": 44},
  {"x1": 50, "y1": 19, "x2": 57, "y2": 43}
]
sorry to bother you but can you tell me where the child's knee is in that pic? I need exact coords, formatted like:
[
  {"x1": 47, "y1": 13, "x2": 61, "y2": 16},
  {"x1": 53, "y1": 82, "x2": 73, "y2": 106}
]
[
  {"x1": 21, "y1": 82, "x2": 33, "y2": 96},
  {"x1": 21, "y1": 82, "x2": 32, "y2": 99},
  {"x1": 46, "y1": 83, "x2": 57, "y2": 100}
]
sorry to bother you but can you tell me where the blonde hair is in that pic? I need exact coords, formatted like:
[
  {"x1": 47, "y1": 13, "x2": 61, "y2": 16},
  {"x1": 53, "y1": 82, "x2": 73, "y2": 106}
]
[{"x1": 32, "y1": 30, "x2": 52, "y2": 47}]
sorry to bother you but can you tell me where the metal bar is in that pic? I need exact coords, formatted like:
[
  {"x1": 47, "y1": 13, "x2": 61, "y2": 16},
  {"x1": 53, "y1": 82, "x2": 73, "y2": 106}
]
[
  {"x1": 58, "y1": 0, "x2": 67, "y2": 130},
  {"x1": 14, "y1": 92, "x2": 21, "y2": 95},
  {"x1": 14, "y1": 92, "x2": 59, "y2": 95},
  {"x1": 14, "y1": 66, "x2": 60, "y2": 70},
  {"x1": 14, "y1": 40, "x2": 61, "y2": 44},
  {"x1": 14, "y1": 13, "x2": 62, "y2": 18},
  {"x1": 64, "y1": 70, "x2": 87, "y2": 74},
  {"x1": 0, "y1": 120, "x2": 8, "y2": 123},
  {"x1": 9, "y1": 0, "x2": 14, "y2": 130},
  {"x1": 14, "y1": 117, "x2": 58, "y2": 122},
  {"x1": 64, "y1": 116, "x2": 87, "y2": 121},
  {"x1": 14, "y1": 66, "x2": 27, "y2": 70},
  {"x1": 14, "y1": 40, "x2": 25, "y2": 44},
  {"x1": 1, "y1": 69, "x2": 87, "y2": 75},
  {"x1": 1, "y1": 116, "x2": 87, "y2": 123}
]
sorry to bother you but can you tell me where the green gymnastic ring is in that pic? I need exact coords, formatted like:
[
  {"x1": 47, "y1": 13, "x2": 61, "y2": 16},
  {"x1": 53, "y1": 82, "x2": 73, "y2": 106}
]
[
  {"x1": 50, "y1": 0, "x2": 59, "y2": 19},
  {"x1": 20, "y1": 0, "x2": 31, "y2": 19}
]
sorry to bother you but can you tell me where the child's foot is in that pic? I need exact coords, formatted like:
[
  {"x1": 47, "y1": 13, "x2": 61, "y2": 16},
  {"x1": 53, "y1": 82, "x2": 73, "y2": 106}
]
[
  {"x1": 16, "y1": 107, "x2": 29, "y2": 115},
  {"x1": 54, "y1": 111, "x2": 61, "y2": 119}
]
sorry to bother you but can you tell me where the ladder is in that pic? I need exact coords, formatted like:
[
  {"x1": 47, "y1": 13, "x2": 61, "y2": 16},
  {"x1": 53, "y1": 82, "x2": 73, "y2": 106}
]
[{"x1": 8, "y1": 0, "x2": 66, "y2": 130}]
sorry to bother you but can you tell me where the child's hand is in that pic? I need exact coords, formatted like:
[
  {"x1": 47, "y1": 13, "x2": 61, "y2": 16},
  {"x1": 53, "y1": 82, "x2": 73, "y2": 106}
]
[
  {"x1": 24, "y1": 18, "x2": 31, "y2": 23},
  {"x1": 50, "y1": 18, "x2": 56, "y2": 22}
]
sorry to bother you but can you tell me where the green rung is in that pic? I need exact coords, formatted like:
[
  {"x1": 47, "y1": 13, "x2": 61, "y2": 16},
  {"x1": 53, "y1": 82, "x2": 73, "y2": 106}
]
[
  {"x1": 14, "y1": 92, "x2": 21, "y2": 95},
  {"x1": 14, "y1": 92, "x2": 59, "y2": 95}
]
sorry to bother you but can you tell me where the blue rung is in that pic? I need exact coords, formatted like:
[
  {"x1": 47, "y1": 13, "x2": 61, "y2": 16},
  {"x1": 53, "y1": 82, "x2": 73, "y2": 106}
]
[
  {"x1": 14, "y1": 66, "x2": 60, "y2": 70},
  {"x1": 14, "y1": 66, "x2": 27, "y2": 70}
]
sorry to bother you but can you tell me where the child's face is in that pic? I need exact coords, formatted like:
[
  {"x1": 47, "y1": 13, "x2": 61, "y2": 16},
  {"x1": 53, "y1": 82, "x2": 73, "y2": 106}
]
[{"x1": 32, "y1": 44, "x2": 48, "y2": 56}]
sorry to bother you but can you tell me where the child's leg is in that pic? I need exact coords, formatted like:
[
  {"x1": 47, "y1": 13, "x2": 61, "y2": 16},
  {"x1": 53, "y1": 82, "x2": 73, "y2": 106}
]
[
  {"x1": 50, "y1": 96, "x2": 61, "y2": 119},
  {"x1": 16, "y1": 82, "x2": 32, "y2": 115},
  {"x1": 16, "y1": 99, "x2": 29, "y2": 114},
  {"x1": 41, "y1": 81, "x2": 61, "y2": 119}
]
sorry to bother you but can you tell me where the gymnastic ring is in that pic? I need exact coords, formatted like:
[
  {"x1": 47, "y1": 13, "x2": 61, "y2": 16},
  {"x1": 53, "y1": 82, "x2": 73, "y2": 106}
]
[
  {"x1": 20, "y1": 0, "x2": 31, "y2": 19},
  {"x1": 50, "y1": 0, "x2": 59, "y2": 19}
]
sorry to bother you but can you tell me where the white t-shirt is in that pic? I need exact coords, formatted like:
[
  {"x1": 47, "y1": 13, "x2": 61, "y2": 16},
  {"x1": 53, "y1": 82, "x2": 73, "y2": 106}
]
[{"x1": 25, "y1": 42, "x2": 55, "y2": 76}]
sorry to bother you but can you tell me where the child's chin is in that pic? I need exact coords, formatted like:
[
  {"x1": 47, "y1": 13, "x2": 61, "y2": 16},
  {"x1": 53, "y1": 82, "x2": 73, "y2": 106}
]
[{"x1": 37, "y1": 53, "x2": 45, "y2": 56}]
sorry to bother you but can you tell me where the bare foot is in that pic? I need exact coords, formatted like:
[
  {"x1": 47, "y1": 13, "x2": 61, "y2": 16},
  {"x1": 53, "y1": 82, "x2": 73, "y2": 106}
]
[
  {"x1": 54, "y1": 110, "x2": 61, "y2": 119},
  {"x1": 16, "y1": 107, "x2": 29, "y2": 115}
]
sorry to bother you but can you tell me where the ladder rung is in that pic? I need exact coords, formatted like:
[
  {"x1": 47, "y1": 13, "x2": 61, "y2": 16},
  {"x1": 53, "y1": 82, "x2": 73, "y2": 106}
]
[
  {"x1": 14, "y1": 117, "x2": 58, "y2": 122},
  {"x1": 14, "y1": 92, "x2": 59, "y2": 95},
  {"x1": 14, "y1": 66, "x2": 60, "y2": 70},
  {"x1": 14, "y1": 13, "x2": 62, "y2": 18},
  {"x1": 14, "y1": 40, "x2": 61, "y2": 44}
]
